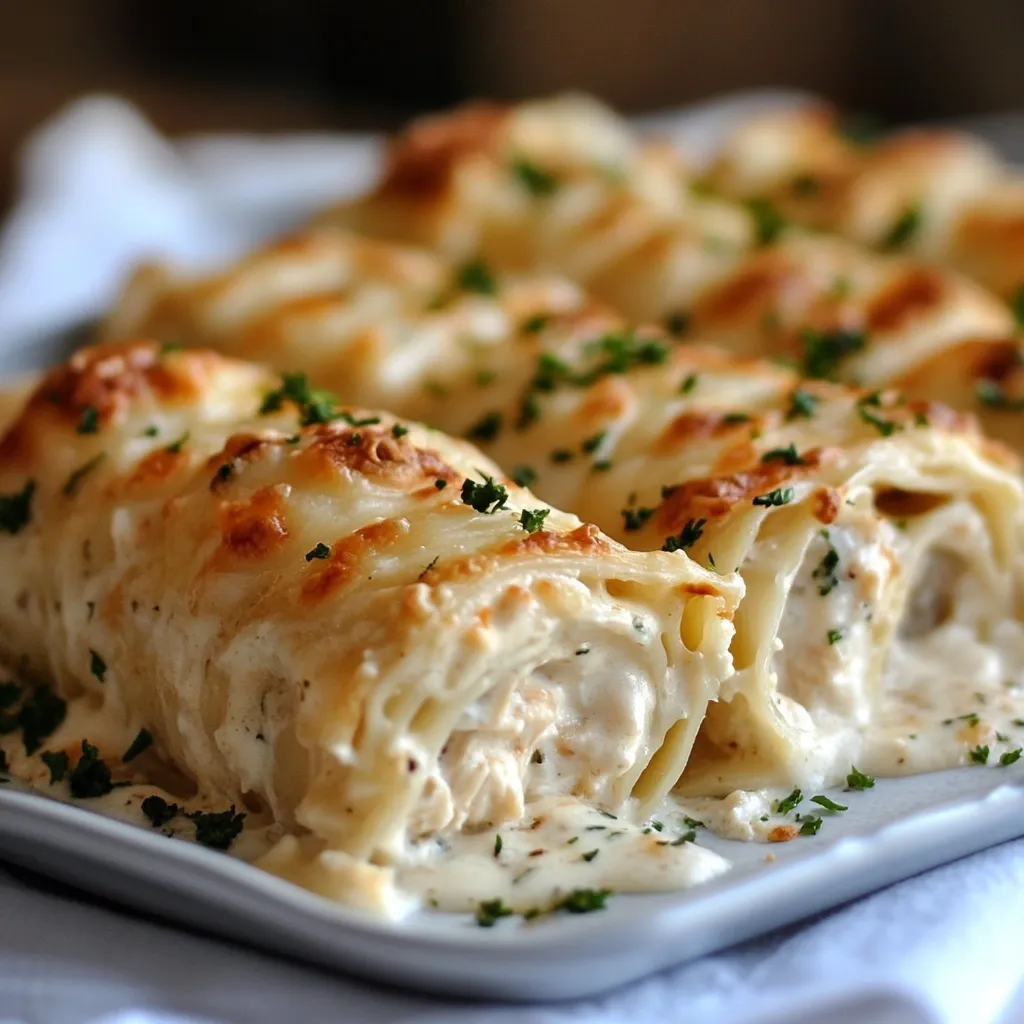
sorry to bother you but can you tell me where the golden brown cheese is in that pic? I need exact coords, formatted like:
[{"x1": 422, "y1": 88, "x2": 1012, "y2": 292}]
[
  {"x1": 707, "y1": 104, "x2": 1024, "y2": 303},
  {"x1": 0, "y1": 339, "x2": 741, "y2": 914},
  {"x1": 100, "y1": 245, "x2": 1024, "y2": 795}
]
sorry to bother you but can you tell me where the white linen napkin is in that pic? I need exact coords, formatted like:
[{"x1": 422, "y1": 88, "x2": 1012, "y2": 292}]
[{"x1": 1, "y1": 92, "x2": 1023, "y2": 1024}]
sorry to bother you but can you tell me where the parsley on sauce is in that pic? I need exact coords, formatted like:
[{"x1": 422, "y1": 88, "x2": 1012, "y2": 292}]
[
  {"x1": 122, "y1": 728, "x2": 153, "y2": 763},
  {"x1": 519, "y1": 508, "x2": 550, "y2": 533},
  {"x1": 846, "y1": 767, "x2": 875, "y2": 790},
  {"x1": 69, "y1": 740, "x2": 113, "y2": 798},
  {"x1": 461, "y1": 473, "x2": 509, "y2": 514},
  {"x1": 0, "y1": 480, "x2": 36, "y2": 535},
  {"x1": 662, "y1": 518, "x2": 705, "y2": 552}
]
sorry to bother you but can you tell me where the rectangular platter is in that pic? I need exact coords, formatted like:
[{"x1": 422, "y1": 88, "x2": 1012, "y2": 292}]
[{"x1": 1, "y1": 766, "x2": 1022, "y2": 1001}]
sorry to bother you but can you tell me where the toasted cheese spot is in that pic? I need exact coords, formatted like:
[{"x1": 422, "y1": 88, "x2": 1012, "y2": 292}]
[
  {"x1": 576, "y1": 376, "x2": 633, "y2": 424},
  {"x1": 125, "y1": 447, "x2": 188, "y2": 491},
  {"x1": 656, "y1": 410, "x2": 760, "y2": 454},
  {"x1": 378, "y1": 102, "x2": 509, "y2": 199},
  {"x1": 657, "y1": 459, "x2": 818, "y2": 531},
  {"x1": 866, "y1": 269, "x2": 947, "y2": 333},
  {"x1": 767, "y1": 825, "x2": 799, "y2": 843},
  {"x1": 812, "y1": 487, "x2": 842, "y2": 525},
  {"x1": 500, "y1": 523, "x2": 609, "y2": 560},
  {"x1": 694, "y1": 256, "x2": 796, "y2": 325},
  {"x1": 219, "y1": 485, "x2": 290, "y2": 561},
  {"x1": 301, "y1": 518, "x2": 409, "y2": 604},
  {"x1": 304, "y1": 425, "x2": 461, "y2": 492}
]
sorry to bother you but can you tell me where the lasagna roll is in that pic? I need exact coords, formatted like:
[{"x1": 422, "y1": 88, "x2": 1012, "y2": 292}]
[
  {"x1": 707, "y1": 104, "x2": 1024, "y2": 303},
  {"x1": 100, "y1": 248, "x2": 1024, "y2": 795},
  {"x1": 0, "y1": 340, "x2": 740, "y2": 914}
]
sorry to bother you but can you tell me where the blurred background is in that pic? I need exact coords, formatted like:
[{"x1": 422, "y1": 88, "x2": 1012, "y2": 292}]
[{"x1": 2, "y1": 0, "x2": 1024, "y2": 210}]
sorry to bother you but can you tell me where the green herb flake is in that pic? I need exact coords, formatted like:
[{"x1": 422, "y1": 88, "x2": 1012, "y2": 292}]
[
  {"x1": 846, "y1": 766, "x2": 875, "y2": 791},
  {"x1": 555, "y1": 888, "x2": 611, "y2": 914},
  {"x1": 0, "y1": 480, "x2": 36, "y2": 535},
  {"x1": 549, "y1": 448, "x2": 573, "y2": 464},
  {"x1": 521, "y1": 313, "x2": 550, "y2": 334},
  {"x1": 680, "y1": 373, "x2": 699, "y2": 395},
  {"x1": 0, "y1": 682, "x2": 20, "y2": 709},
  {"x1": 969, "y1": 744, "x2": 990, "y2": 765},
  {"x1": 305, "y1": 542, "x2": 331, "y2": 562},
  {"x1": 63, "y1": 453, "x2": 106, "y2": 498},
  {"x1": 434, "y1": 479, "x2": 447, "y2": 490},
  {"x1": 813, "y1": 531, "x2": 841, "y2": 596},
  {"x1": 165, "y1": 431, "x2": 190, "y2": 454},
  {"x1": 189, "y1": 807, "x2": 246, "y2": 850},
  {"x1": 511, "y1": 156, "x2": 558, "y2": 196},
  {"x1": 89, "y1": 650, "x2": 107, "y2": 683},
  {"x1": 391, "y1": 423, "x2": 409, "y2": 439},
  {"x1": 581, "y1": 431, "x2": 606, "y2": 454},
  {"x1": 662, "y1": 518, "x2": 705, "y2": 552},
  {"x1": 69, "y1": 740, "x2": 114, "y2": 799},
  {"x1": 827, "y1": 628, "x2": 844, "y2": 645},
  {"x1": 801, "y1": 327, "x2": 866, "y2": 380},
  {"x1": 519, "y1": 508, "x2": 550, "y2": 534},
  {"x1": 752, "y1": 487, "x2": 795, "y2": 507},
  {"x1": 122, "y1": 728, "x2": 153, "y2": 763},
  {"x1": 494, "y1": 834, "x2": 503, "y2": 858},
  {"x1": 141, "y1": 794, "x2": 179, "y2": 828},
  {"x1": 511, "y1": 465, "x2": 537, "y2": 488},
  {"x1": 799, "y1": 815, "x2": 823, "y2": 836},
  {"x1": 41, "y1": 749, "x2": 70, "y2": 783},
  {"x1": 466, "y1": 411, "x2": 503, "y2": 443},
  {"x1": 621, "y1": 506, "x2": 655, "y2": 531},
  {"x1": 461, "y1": 473, "x2": 509, "y2": 514},
  {"x1": 457, "y1": 258, "x2": 498, "y2": 296},
  {"x1": 665, "y1": 311, "x2": 690, "y2": 337},
  {"x1": 77, "y1": 405, "x2": 100, "y2": 435},
  {"x1": 1000, "y1": 748, "x2": 1022, "y2": 766},
  {"x1": 747, "y1": 197, "x2": 787, "y2": 246},
  {"x1": 475, "y1": 897, "x2": 514, "y2": 927},
  {"x1": 581, "y1": 849, "x2": 600, "y2": 862},
  {"x1": 787, "y1": 388, "x2": 820, "y2": 419},
  {"x1": 881, "y1": 204, "x2": 922, "y2": 250},
  {"x1": 143, "y1": 425, "x2": 159, "y2": 438},
  {"x1": 774, "y1": 788, "x2": 803, "y2": 815},
  {"x1": 761, "y1": 443, "x2": 806, "y2": 466},
  {"x1": 810, "y1": 794, "x2": 848, "y2": 813},
  {"x1": 18, "y1": 686, "x2": 67, "y2": 754}
]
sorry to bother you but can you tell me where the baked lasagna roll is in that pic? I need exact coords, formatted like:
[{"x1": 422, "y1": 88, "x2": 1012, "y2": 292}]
[
  {"x1": 0, "y1": 340, "x2": 740, "y2": 914},
  {"x1": 467, "y1": 342, "x2": 1024, "y2": 794},
  {"x1": 707, "y1": 104, "x2": 1024, "y2": 303}
]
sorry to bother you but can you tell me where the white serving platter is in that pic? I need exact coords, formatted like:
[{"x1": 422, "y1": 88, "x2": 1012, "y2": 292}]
[{"x1": 1, "y1": 766, "x2": 1022, "y2": 1001}]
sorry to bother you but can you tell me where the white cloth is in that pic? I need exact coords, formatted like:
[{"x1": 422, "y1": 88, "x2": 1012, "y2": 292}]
[{"x1": 2, "y1": 92, "x2": 1024, "y2": 1024}]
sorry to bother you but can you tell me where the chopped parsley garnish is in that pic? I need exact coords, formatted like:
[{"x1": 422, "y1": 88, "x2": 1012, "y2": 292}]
[
  {"x1": 662, "y1": 518, "x2": 705, "y2": 552},
  {"x1": 260, "y1": 372, "x2": 340, "y2": 426},
  {"x1": 857, "y1": 395, "x2": 899, "y2": 436},
  {"x1": 89, "y1": 650, "x2": 107, "y2": 682},
  {"x1": 976, "y1": 379, "x2": 1024, "y2": 412},
  {"x1": 434, "y1": 479, "x2": 447, "y2": 490},
  {"x1": 18, "y1": 686, "x2": 66, "y2": 754},
  {"x1": 165, "y1": 431, "x2": 190, "y2": 454},
  {"x1": 592, "y1": 459, "x2": 612, "y2": 472},
  {"x1": 680, "y1": 373, "x2": 699, "y2": 395},
  {"x1": 141, "y1": 795, "x2": 179, "y2": 828},
  {"x1": 305, "y1": 542, "x2": 331, "y2": 562},
  {"x1": 1011, "y1": 285, "x2": 1024, "y2": 330},
  {"x1": 555, "y1": 888, "x2": 611, "y2": 914},
  {"x1": 0, "y1": 480, "x2": 36, "y2": 535},
  {"x1": 881, "y1": 204, "x2": 922, "y2": 250},
  {"x1": 69, "y1": 740, "x2": 113, "y2": 798},
  {"x1": 189, "y1": 807, "x2": 246, "y2": 850},
  {"x1": 519, "y1": 508, "x2": 550, "y2": 533},
  {"x1": 391, "y1": 424, "x2": 409, "y2": 439},
  {"x1": 801, "y1": 327, "x2": 865, "y2": 379},
  {"x1": 969, "y1": 745, "x2": 990, "y2": 765},
  {"x1": 761, "y1": 443, "x2": 806, "y2": 466},
  {"x1": 466, "y1": 411, "x2": 503, "y2": 442},
  {"x1": 747, "y1": 197, "x2": 786, "y2": 246},
  {"x1": 62, "y1": 453, "x2": 106, "y2": 498},
  {"x1": 665, "y1": 311, "x2": 690, "y2": 337},
  {"x1": 787, "y1": 388, "x2": 820, "y2": 419},
  {"x1": 722, "y1": 412, "x2": 750, "y2": 425},
  {"x1": 827, "y1": 628, "x2": 844, "y2": 645},
  {"x1": 846, "y1": 766, "x2": 875, "y2": 790},
  {"x1": 810, "y1": 794, "x2": 848, "y2": 812},
  {"x1": 461, "y1": 473, "x2": 509, "y2": 514},
  {"x1": 511, "y1": 465, "x2": 537, "y2": 488},
  {"x1": 531, "y1": 749, "x2": 544, "y2": 764},
  {"x1": 798, "y1": 815, "x2": 823, "y2": 836},
  {"x1": 77, "y1": 405, "x2": 100, "y2": 435},
  {"x1": 143, "y1": 425, "x2": 159, "y2": 438},
  {"x1": 812, "y1": 531, "x2": 840, "y2": 596},
  {"x1": 670, "y1": 830, "x2": 696, "y2": 846},
  {"x1": 581, "y1": 849, "x2": 600, "y2": 862},
  {"x1": 522, "y1": 313, "x2": 550, "y2": 334},
  {"x1": 511, "y1": 156, "x2": 558, "y2": 196},
  {"x1": 549, "y1": 448, "x2": 573, "y2": 463},
  {"x1": 621, "y1": 506, "x2": 655, "y2": 531},
  {"x1": 774, "y1": 788, "x2": 803, "y2": 814},
  {"x1": 0, "y1": 682, "x2": 20, "y2": 708},
  {"x1": 515, "y1": 394, "x2": 541, "y2": 430},
  {"x1": 457, "y1": 258, "x2": 498, "y2": 296},
  {"x1": 41, "y1": 750, "x2": 69, "y2": 783},
  {"x1": 122, "y1": 728, "x2": 153, "y2": 763},
  {"x1": 683, "y1": 817, "x2": 704, "y2": 829},
  {"x1": 958, "y1": 712, "x2": 981, "y2": 727},
  {"x1": 1000, "y1": 749, "x2": 1022, "y2": 766},
  {"x1": 476, "y1": 898, "x2": 514, "y2": 927},
  {"x1": 752, "y1": 487, "x2": 794, "y2": 507},
  {"x1": 494, "y1": 834, "x2": 503, "y2": 858},
  {"x1": 581, "y1": 431, "x2": 606, "y2": 454}
]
